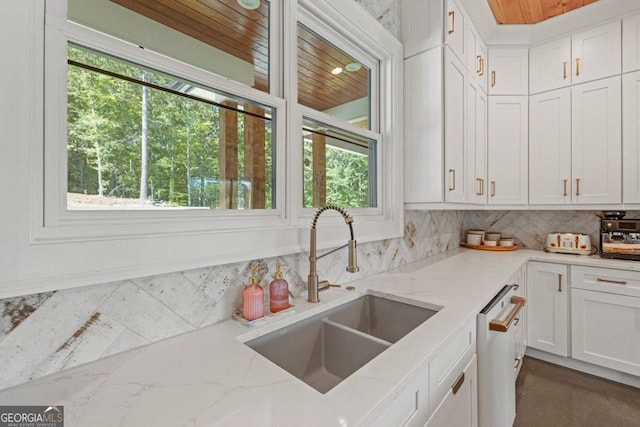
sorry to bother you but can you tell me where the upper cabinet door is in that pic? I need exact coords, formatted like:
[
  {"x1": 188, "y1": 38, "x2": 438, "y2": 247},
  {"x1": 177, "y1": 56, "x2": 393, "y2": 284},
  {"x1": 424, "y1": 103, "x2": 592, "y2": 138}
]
[
  {"x1": 623, "y1": 70, "x2": 640, "y2": 203},
  {"x1": 623, "y1": 12, "x2": 640, "y2": 73},
  {"x1": 571, "y1": 76, "x2": 622, "y2": 205},
  {"x1": 445, "y1": 0, "x2": 466, "y2": 62},
  {"x1": 466, "y1": 21, "x2": 487, "y2": 91},
  {"x1": 529, "y1": 37, "x2": 571, "y2": 94},
  {"x1": 529, "y1": 88, "x2": 572, "y2": 205},
  {"x1": 572, "y1": 21, "x2": 621, "y2": 85},
  {"x1": 487, "y1": 96, "x2": 528, "y2": 205},
  {"x1": 488, "y1": 47, "x2": 529, "y2": 95},
  {"x1": 444, "y1": 47, "x2": 468, "y2": 203}
]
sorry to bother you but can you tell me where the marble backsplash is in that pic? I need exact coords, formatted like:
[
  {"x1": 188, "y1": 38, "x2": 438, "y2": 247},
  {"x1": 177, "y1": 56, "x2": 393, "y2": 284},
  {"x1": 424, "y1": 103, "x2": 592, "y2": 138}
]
[
  {"x1": 462, "y1": 210, "x2": 640, "y2": 249},
  {"x1": 0, "y1": 210, "x2": 463, "y2": 390}
]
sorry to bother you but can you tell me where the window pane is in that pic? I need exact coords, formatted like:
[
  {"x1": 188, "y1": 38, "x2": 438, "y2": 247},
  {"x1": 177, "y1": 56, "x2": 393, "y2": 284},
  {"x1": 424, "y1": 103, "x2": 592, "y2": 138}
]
[
  {"x1": 302, "y1": 118, "x2": 376, "y2": 208},
  {"x1": 297, "y1": 23, "x2": 371, "y2": 130},
  {"x1": 67, "y1": 44, "x2": 275, "y2": 210},
  {"x1": 67, "y1": 0, "x2": 270, "y2": 92}
]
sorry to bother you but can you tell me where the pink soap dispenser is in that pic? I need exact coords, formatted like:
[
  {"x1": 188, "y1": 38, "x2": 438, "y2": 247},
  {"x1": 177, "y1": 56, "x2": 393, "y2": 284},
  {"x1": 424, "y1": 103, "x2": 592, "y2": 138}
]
[
  {"x1": 242, "y1": 266, "x2": 264, "y2": 321},
  {"x1": 269, "y1": 262, "x2": 290, "y2": 313}
]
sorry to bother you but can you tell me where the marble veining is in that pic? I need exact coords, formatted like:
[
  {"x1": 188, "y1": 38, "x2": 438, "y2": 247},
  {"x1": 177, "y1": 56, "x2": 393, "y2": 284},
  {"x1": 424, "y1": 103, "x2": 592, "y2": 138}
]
[
  {"x1": 0, "y1": 210, "x2": 462, "y2": 390},
  {"x1": 462, "y1": 210, "x2": 633, "y2": 250}
]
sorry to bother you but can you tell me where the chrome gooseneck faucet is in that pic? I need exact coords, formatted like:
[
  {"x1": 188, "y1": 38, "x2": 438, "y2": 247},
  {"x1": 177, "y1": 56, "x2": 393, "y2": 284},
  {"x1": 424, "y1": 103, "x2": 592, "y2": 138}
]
[{"x1": 308, "y1": 205, "x2": 359, "y2": 303}]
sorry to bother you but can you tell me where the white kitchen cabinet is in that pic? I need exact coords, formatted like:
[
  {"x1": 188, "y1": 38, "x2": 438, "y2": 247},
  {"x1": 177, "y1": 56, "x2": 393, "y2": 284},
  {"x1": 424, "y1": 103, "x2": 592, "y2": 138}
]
[
  {"x1": 488, "y1": 47, "x2": 529, "y2": 95},
  {"x1": 527, "y1": 262, "x2": 569, "y2": 357},
  {"x1": 466, "y1": 20, "x2": 487, "y2": 91},
  {"x1": 623, "y1": 12, "x2": 640, "y2": 73},
  {"x1": 530, "y1": 77, "x2": 621, "y2": 205},
  {"x1": 571, "y1": 76, "x2": 621, "y2": 204},
  {"x1": 529, "y1": 37, "x2": 571, "y2": 94},
  {"x1": 404, "y1": 47, "x2": 444, "y2": 204},
  {"x1": 571, "y1": 266, "x2": 640, "y2": 377},
  {"x1": 529, "y1": 88, "x2": 572, "y2": 205},
  {"x1": 445, "y1": 0, "x2": 466, "y2": 62},
  {"x1": 571, "y1": 21, "x2": 621, "y2": 85},
  {"x1": 530, "y1": 21, "x2": 621, "y2": 94},
  {"x1": 426, "y1": 355, "x2": 478, "y2": 427},
  {"x1": 623, "y1": 70, "x2": 640, "y2": 203},
  {"x1": 369, "y1": 367, "x2": 429, "y2": 427},
  {"x1": 444, "y1": 46, "x2": 468, "y2": 203},
  {"x1": 487, "y1": 96, "x2": 528, "y2": 205},
  {"x1": 466, "y1": 77, "x2": 487, "y2": 204}
]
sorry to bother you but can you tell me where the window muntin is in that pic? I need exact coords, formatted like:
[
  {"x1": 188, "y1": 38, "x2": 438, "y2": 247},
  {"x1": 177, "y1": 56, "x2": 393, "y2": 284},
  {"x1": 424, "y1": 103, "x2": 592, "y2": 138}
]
[
  {"x1": 67, "y1": 0, "x2": 270, "y2": 92},
  {"x1": 297, "y1": 23, "x2": 371, "y2": 130},
  {"x1": 302, "y1": 117, "x2": 376, "y2": 208},
  {"x1": 66, "y1": 44, "x2": 275, "y2": 210}
]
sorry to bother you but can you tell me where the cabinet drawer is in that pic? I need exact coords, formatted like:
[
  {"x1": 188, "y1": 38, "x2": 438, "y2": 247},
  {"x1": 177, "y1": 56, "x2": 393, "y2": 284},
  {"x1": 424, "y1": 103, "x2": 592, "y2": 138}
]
[
  {"x1": 571, "y1": 266, "x2": 640, "y2": 298},
  {"x1": 427, "y1": 355, "x2": 478, "y2": 427},
  {"x1": 429, "y1": 319, "x2": 476, "y2": 414}
]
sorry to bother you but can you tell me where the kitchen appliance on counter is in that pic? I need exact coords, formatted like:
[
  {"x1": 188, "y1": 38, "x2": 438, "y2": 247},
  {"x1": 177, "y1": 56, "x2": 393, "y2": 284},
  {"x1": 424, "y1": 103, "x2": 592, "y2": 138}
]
[
  {"x1": 545, "y1": 232, "x2": 592, "y2": 255},
  {"x1": 477, "y1": 284, "x2": 526, "y2": 427},
  {"x1": 600, "y1": 217, "x2": 640, "y2": 261}
]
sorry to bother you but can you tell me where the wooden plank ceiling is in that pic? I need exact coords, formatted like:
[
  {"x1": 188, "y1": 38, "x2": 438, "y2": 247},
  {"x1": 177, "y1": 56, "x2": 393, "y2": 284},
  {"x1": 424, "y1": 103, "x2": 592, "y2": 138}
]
[
  {"x1": 111, "y1": 0, "x2": 366, "y2": 113},
  {"x1": 487, "y1": 0, "x2": 599, "y2": 24}
]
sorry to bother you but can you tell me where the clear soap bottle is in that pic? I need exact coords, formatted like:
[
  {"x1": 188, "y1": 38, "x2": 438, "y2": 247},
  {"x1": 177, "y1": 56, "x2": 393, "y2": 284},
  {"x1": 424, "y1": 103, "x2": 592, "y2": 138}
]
[
  {"x1": 242, "y1": 266, "x2": 264, "y2": 321},
  {"x1": 269, "y1": 262, "x2": 290, "y2": 313}
]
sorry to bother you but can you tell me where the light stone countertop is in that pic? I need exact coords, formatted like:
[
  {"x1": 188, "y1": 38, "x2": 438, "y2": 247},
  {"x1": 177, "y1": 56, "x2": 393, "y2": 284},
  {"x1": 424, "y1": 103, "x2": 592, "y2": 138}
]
[{"x1": 1, "y1": 248, "x2": 639, "y2": 426}]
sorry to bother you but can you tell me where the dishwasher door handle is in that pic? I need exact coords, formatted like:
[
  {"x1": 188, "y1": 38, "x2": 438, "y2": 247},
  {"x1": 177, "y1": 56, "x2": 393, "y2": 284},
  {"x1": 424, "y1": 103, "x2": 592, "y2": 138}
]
[{"x1": 489, "y1": 296, "x2": 526, "y2": 332}]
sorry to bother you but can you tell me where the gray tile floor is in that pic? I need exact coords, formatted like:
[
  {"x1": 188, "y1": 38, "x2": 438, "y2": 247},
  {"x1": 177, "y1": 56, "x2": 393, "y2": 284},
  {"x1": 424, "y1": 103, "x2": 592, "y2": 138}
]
[{"x1": 515, "y1": 357, "x2": 640, "y2": 427}]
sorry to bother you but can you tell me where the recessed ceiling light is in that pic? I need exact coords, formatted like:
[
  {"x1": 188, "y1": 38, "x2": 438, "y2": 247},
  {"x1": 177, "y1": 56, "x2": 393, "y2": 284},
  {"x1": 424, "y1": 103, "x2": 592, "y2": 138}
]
[
  {"x1": 237, "y1": 0, "x2": 260, "y2": 10},
  {"x1": 345, "y1": 62, "x2": 362, "y2": 72},
  {"x1": 331, "y1": 67, "x2": 343, "y2": 75}
]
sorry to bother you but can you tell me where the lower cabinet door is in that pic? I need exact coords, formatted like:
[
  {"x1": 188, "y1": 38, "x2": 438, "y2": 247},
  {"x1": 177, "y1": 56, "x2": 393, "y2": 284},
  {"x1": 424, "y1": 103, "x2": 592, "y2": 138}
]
[
  {"x1": 427, "y1": 355, "x2": 478, "y2": 427},
  {"x1": 571, "y1": 288, "x2": 640, "y2": 376}
]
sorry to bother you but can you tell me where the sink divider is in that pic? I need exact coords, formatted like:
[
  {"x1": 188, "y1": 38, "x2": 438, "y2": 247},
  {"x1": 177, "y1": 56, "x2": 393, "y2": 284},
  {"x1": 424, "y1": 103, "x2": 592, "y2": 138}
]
[{"x1": 321, "y1": 318, "x2": 393, "y2": 348}]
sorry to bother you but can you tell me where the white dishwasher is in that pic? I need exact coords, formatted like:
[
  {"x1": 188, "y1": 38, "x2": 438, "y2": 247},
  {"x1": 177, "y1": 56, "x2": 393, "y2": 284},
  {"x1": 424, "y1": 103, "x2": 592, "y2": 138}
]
[{"x1": 477, "y1": 284, "x2": 526, "y2": 427}]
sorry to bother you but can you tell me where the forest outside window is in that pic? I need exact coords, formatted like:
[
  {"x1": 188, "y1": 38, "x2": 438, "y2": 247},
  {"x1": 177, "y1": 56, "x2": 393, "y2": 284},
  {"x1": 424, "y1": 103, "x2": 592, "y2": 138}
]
[
  {"x1": 67, "y1": 44, "x2": 274, "y2": 210},
  {"x1": 60, "y1": 0, "x2": 277, "y2": 212}
]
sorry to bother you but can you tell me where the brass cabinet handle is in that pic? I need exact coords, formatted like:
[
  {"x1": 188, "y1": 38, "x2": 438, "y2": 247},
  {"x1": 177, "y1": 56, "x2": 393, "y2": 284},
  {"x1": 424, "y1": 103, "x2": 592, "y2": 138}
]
[
  {"x1": 480, "y1": 178, "x2": 485, "y2": 196},
  {"x1": 491, "y1": 181, "x2": 496, "y2": 197},
  {"x1": 563, "y1": 61, "x2": 568, "y2": 79},
  {"x1": 476, "y1": 178, "x2": 482, "y2": 196},
  {"x1": 563, "y1": 179, "x2": 568, "y2": 196},
  {"x1": 452, "y1": 371, "x2": 465, "y2": 395},
  {"x1": 477, "y1": 55, "x2": 482, "y2": 74},
  {"x1": 480, "y1": 57, "x2": 485, "y2": 76},
  {"x1": 576, "y1": 57, "x2": 580, "y2": 76},
  {"x1": 449, "y1": 169, "x2": 456, "y2": 191},
  {"x1": 597, "y1": 277, "x2": 628, "y2": 285},
  {"x1": 490, "y1": 296, "x2": 526, "y2": 332},
  {"x1": 491, "y1": 70, "x2": 496, "y2": 87},
  {"x1": 558, "y1": 273, "x2": 563, "y2": 292},
  {"x1": 576, "y1": 178, "x2": 580, "y2": 196},
  {"x1": 448, "y1": 11, "x2": 456, "y2": 35},
  {"x1": 515, "y1": 357, "x2": 522, "y2": 370}
]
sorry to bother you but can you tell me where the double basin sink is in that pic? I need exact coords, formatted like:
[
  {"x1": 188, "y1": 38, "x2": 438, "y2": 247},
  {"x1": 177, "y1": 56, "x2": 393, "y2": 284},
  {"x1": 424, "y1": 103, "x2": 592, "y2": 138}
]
[{"x1": 245, "y1": 294, "x2": 441, "y2": 393}]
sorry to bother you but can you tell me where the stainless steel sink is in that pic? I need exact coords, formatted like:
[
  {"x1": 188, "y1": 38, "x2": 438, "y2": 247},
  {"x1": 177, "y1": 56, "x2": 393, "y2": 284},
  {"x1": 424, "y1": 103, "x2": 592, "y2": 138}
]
[{"x1": 245, "y1": 294, "x2": 440, "y2": 393}]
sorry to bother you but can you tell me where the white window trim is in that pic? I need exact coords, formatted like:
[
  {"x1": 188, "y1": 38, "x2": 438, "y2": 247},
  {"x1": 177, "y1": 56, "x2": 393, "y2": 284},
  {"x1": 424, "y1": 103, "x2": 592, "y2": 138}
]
[{"x1": 0, "y1": 0, "x2": 403, "y2": 299}]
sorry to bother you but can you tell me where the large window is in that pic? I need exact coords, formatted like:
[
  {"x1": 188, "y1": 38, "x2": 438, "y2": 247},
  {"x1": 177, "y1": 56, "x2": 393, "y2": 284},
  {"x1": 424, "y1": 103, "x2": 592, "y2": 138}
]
[
  {"x1": 10, "y1": 0, "x2": 403, "y2": 296},
  {"x1": 295, "y1": 16, "x2": 381, "y2": 211},
  {"x1": 67, "y1": 44, "x2": 275, "y2": 210}
]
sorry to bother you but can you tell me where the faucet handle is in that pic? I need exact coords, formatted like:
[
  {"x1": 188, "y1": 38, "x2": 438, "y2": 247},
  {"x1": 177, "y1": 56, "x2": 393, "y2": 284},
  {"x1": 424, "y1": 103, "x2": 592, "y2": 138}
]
[
  {"x1": 347, "y1": 240, "x2": 359, "y2": 273},
  {"x1": 318, "y1": 280, "x2": 341, "y2": 292}
]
